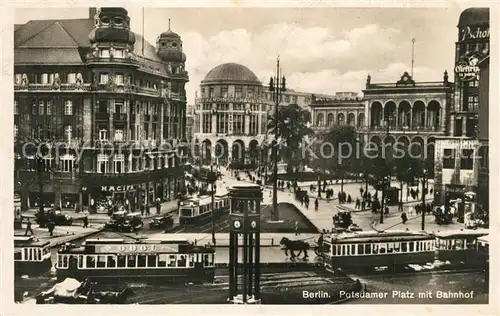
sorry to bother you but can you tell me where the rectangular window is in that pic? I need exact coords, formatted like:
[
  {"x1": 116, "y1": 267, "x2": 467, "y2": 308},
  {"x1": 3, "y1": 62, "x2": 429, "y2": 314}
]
[
  {"x1": 115, "y1": 99, "x2": 124, "y2": 113},
  {"x1": 107, "y1": 256, "x2": 116, "y2": 268},
  {"x1": 100, "y1": 73, "x2": 109, "y2": 84},
  {"x1": 443, "y1": 149, "x2": 455, "y2": 169},
  {"x1": 209, "y1": 88, "x2": 214, "y2": 98},
  {"x1": 15, "y1": 74, "x2": 22, "y2": 84},
  {"x1": 99, "y1": 129, "x2": 108, "y2": 141},
  {"x1": 137, "y1": 255, "x2": 147, "y2": 267},
  {"x1": 64, "y1": 100, "x2": 73, "y2": 115},
  {"x1": 46, "y1": 100, "x2": 51, "y2": 115},
  {"x1": 60, "y1": 154, "x2": 75, "y2": 172},
  {"x1": 115, "y1": 73, "x2": 124, "y2": 85},
  {"x1": 14, "y1": 100, "x2": 18, "y2": 115},
  {"x1": 167, "y1": 255, "x2": 176, "y2": 267},
  {"x1": 117, "y1": 255, "x2": 126, "y2": 267},
  {"x1": 41, "y1": 73, "x2": 48, "y2": 84},
  {"x1": 67, "y1": 73, "x2": 76, "y2": 84},
  {"x1": 38, "y1": 101, "x2": 44, "y2": 115},
  {"x1": 221, "y1": 86, "x2": 228, "y2": 98},
  {"x1": 357, "y1": 244, "x2": 364, "y2": 255},
  {"x1": 114, "y1": 49, "x2": 124, "y2": 58},
  {"x1": 127, "y1": 255, "x2": 137, "y2": 268},
  {"x1": 97, "y1": 154, "x2": 108, "y2": 173},
  {"x1": 235, "y1": 86, "x2": 242, "y2": 98},
  {"x1": 86, "y1": 256, "x2": 96, "y2": 268},
  {"x1": 158, "y1": 254, "x2": 167, "y2": 267},
  {"x1": 97, "y1": 255, "x2": 106, "y2": 268},
  {"x1": 14, "y1": 125, "x2": 18, "y2": 139},
  {"x1": 114, "y1": 129, "x2": 123, "y2": 142},
  {"x1": 460, "y1": 149, "x2": 474, "y2": 170},
  {"x1": 114, "y1": 154, "x2": 124, "y2": 173},
  {"x1": 100, "y1": 49, "x2": 110, "y2": 58},
  {"x1": 146, "y1": 255, "x2": 157, "y2": 267}
]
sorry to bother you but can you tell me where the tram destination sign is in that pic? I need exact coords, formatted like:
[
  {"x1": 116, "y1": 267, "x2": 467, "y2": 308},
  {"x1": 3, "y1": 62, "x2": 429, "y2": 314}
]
[{"x1": 94, "y1": 243, "x2": 180, "y2": 253}]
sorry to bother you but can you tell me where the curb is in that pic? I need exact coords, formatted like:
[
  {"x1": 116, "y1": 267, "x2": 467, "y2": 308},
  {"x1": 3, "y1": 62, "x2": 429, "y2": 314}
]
[{"x1": 371, "y1": 214, "x2": 422, "y2": 231}]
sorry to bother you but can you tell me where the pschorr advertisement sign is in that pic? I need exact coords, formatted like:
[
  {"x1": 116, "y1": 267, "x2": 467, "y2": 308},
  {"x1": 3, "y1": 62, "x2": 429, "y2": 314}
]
[{"x1": 455, "y1": 54, "x2": 481, "y2": 81}]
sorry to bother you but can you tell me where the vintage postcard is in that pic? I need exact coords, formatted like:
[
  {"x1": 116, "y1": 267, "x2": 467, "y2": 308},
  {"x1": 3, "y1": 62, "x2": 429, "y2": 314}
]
[{"x1": 1, "y1": 1, "x2": 497, "y2": 315}]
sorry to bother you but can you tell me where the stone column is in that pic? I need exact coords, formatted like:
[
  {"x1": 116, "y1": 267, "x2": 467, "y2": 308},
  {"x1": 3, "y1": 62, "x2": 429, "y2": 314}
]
[{"x1": 424, "y1": 104, "x2": 428, "y2": 129}]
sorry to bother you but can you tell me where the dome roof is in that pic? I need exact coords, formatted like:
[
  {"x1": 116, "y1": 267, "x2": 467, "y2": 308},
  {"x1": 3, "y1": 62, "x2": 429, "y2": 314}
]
[
  {"x1": 202, "y1": 63, "x2": 260, "y2": 84},
  {"x1": 458, "y1": 8, "x2": 489, "y2": 26},
  {"x1": 160, "y1": 29, "x2": 181, "y2": 39}
]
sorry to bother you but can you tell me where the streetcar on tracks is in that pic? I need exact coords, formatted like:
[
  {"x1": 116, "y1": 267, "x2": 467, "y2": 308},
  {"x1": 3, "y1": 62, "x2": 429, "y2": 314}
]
[
  {"x1": 14, "y1": 235, "x2": 52, "y2": 277},
  {"x1": 433, "y1": 228, "x2": 489, "y2": 264},
  {"x1": 178, "y1": 193, "x2": 229, "y2": 225},
  {"x1": 323, "y1": 230, "x2": 435, "y2": 270},
  {"x1": 55, "y1": 237, "x2": 215, "y2": 283}
]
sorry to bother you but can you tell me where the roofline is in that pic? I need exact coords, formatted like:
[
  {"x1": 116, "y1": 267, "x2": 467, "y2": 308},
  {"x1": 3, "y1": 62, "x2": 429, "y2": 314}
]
[{"x1": 200, "y1": 79, "x2": 262, "y2": 85}]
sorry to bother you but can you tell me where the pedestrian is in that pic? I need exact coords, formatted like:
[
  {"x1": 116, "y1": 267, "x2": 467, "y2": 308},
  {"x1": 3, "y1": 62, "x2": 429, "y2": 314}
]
[
  {"x1": 140, "y1": 204, "x2": 145, "y2": 216},
  {"x1": 347, "y1": 194, "x2": 352, "y2": 203},
  {"x1": 82, "y1": 215, "x2": 89, "y2": 228},
  {"x1": 156, "y1": 198, "x2": 161, "y2": 215},
  {"x1": 361, "y1": 199, "x2": 366, "y2": 211},
  {"x1": 294, "y1": 220, "x2": 300, "y2": 236},
  {"x1": 401, "y1": 212, "x2": 408, "y2": 224},
  {"x1": 145, "y1": 203, "x2": 150, "y2": 216},
  {"x1": 384, "y1": 205, "x2": 389, "y2": 215},
  {"x1": 398, "y1": 201, "x2": 403, "y2": 212},
  {"x1": 355, "y1": 198, "x2": 360, "y2": 209},
  {"x1": 314, "y1": 198, "x2": 319, "y2": 211},
  {"x1": 48, "y1": 220, "x2": 55, "y2": 237},
  {"x1": 24, "y1": 218, "x2": 34, "y2": 236}
]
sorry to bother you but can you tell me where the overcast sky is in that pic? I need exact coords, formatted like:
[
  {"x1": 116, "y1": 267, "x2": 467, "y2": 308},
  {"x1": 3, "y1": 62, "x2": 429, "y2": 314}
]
[{"x1": 15, "y1": 7, "x2": 465, "y2": 103}]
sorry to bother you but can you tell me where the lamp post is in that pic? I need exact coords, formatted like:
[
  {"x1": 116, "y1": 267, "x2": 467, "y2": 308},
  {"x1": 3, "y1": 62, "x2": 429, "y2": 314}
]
[
  {"x1": 268, "y1": 56, "x2": 286, "y2": 221},
  {"x1": 421, "y1": 167, "x2": 428, "y2": 231},
  {"x1": 207, "y1": 163, "x2": 217, "y2": 245},
  {"x1": 379, "y1": 116, "x2": 393, "y2": 225}
]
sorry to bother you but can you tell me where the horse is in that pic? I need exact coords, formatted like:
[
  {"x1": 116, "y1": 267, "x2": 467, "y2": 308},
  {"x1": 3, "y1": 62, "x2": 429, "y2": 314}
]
[
  {"x1": 87, "y1": 287, "x2": 134, "y2": 304},
  {"x1": 280, "y1": 237, "x2": 310, "y2": 260}
]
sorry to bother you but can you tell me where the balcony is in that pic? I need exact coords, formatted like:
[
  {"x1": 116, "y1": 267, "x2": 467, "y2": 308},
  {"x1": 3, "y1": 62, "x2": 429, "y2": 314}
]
[
  {"x1": 113, "y1": 113, "x2": 127, "y2": 121},
  {"x1": 95, "y1": 112, "x2": 109, "y2": 121},
  {"x1": 14, "y1": 83, "x2": 92, "y2": 92},
  {"x1": 85, "y1": 55, "x2": 140, "y2": 66},
  {"x1": 136, "y1": 86, "x2": 160, "y2": 97}
]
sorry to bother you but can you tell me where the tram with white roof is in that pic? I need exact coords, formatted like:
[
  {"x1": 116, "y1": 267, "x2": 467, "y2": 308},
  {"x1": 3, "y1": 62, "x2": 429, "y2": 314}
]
[
  {"x1": 433, "y1": 228, "x2": 489, "y2": 263},
  {"x1": 178, "y1": 192, "x2": 229, "y2": 225},
  {"x1": 14, "y1": 235, "x2": 52, "y2": 276},
  {"x1": 323, "y1": 230, "x2": 436, "y2": 270},
  {"x1": 55, "y1": 237, "x2": 215, "y2": 283}
]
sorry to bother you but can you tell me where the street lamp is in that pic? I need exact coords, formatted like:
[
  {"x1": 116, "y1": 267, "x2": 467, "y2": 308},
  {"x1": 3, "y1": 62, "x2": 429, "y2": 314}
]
[
  {"x1": 421, "y1": 167, "x2": 428, "y2": 231},
  {"x1": 207, "y1": 164, "x2": 218, "y2": 245},
  {"x1": 268, "y1": 56, "x2": 286, "y2": 221},
  {"x1": 379, "y1": 116, "x2": 393, "y2": 225}
]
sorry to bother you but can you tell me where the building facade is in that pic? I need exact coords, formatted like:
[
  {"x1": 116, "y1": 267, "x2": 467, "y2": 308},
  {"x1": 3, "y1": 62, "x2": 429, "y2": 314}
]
[
  {"x1": 14, "y1": 7, "x2": 188, "y2": 211},
  {"x1": 310, "y1": 92, "x2": 365, "y2": 132},
  {"x1": 434, "y1": 8, "x2": 489, "y2": 207},
  {"x1": 360, "y1": 71, "x2": 453, "y2": 177},
  {"x1": 193, "y1": 63, "x2": 268, "y2": 166}
]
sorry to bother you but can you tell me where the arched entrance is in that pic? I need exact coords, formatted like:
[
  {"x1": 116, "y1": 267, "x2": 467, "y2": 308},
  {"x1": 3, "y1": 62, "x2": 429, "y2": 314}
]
[
  {"x1": 412, "y1": 101, "x2": 426, "y2": 129},
  {"x1": 215, "y1": 139, "x2": 229, "y2": 166},
  {"x1": 427, "y1": 100, "x2": 441, "y2": 130},
  {"x1": 384, "y1": 101, "x2": 397, "y2": 127},
  {"x1": 232, "y1": 139, "x2": 245, "y2": 166},
  {"x1": 358, "y1": 113, "x2": 365, "y2": 128},
  {"x1": 398, "y1": 101, "x2": 411, "y2": 128},
  {"x1": 327, "y1": 113, "x2": 334, "y2": 126},
  {"x1": 347, "y1": 113, "x2": 355, "y2": 126},
  {"x1": 370, "y1": 102, "x2": 383, "y2": 128},
  {"x1": 248, "y1": 139, "x2": 259, "y2": 166}
]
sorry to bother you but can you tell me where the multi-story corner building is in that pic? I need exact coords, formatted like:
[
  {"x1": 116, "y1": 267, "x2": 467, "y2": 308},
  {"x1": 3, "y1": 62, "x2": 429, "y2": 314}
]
[
  {"x1": 193, "y1": 63, "x2": 268, "y2": 166},
  {"x1": 185, "y1": 104, "x2": 195, "y2": 142},
  {"x1": 434, "y1": 8, "x2": 489, "y2": 207},
  {"x1": 14, "y1": 7, "x2": 188, "y2": 211},
  {"x1": 309, "y1": 92, "x2": 365, "y2": 132},
  {"x1": 360, "y1": 71, "x2": 454, "y2": 177}
]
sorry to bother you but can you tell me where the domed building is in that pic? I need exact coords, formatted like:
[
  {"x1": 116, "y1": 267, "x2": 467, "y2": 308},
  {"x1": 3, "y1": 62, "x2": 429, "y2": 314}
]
[{"x1": 193, "y1": 63, "x2": 268, "y2": 167}]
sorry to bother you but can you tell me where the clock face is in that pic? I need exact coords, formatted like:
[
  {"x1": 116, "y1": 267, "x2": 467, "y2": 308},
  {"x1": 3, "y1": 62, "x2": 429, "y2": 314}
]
[
  {"x1": 233, "y1": 220, "x2": 241, "y2": 229},
  {"x1": 251, "y1": 221, "x2": 257, "y2": 228}
]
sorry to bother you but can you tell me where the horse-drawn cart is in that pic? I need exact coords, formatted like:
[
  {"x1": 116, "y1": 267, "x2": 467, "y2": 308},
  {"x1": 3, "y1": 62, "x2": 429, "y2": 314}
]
[{"x1": 279, "y1": 237, "x2": 330, "y2": 261}]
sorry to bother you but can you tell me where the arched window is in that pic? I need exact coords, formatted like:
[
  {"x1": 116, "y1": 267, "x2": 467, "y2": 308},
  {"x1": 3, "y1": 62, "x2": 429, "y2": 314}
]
[{"x1": 316, "y1": 113, "x2": 324, "y2": 126}]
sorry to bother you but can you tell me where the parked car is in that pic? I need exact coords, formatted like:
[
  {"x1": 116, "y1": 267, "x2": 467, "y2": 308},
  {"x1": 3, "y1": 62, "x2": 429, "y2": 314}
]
[
  {"x1": 149, "y1": 214, "x2": 174, "y2": 230},
  {"x1": 104, "y1": 211, "x2": 127, "y2": 230},
  {"x1": 347, "y1": 223, "x2": 362, "y2": 232},
  {"x1": 118, "y1": 212, "x2": 143, "y2": 232},
  {"x1": 36, "y1": 209, "x2": 73, "y2": 226}
]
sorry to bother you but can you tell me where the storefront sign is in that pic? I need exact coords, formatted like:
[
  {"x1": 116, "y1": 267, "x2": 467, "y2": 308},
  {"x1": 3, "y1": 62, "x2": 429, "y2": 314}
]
[
  {"x1": 455, "y1": 54, "x2": 481, "y2": 81},
  {"x1": 460, "y1": 26, "x2": 490, "y2": 42},
  {"x1": 101, "y1": 185, "x2": 137, "y2": 192}
]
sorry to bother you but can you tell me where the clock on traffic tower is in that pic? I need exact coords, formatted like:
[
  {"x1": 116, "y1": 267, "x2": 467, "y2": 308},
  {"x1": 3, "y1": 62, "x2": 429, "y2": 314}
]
[{"x1": 228, "y1": 184, "x2": 262, "y2": 304}]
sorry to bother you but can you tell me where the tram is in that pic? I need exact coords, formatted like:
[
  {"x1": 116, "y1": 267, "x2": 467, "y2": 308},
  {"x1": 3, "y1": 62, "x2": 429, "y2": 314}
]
[
  {"x1": 178, "y1": 193, "x2": 229, "y2": 225},
  {"x1": 433, "y1": 229, "x2": 489, "y2": 264},
  {"x1": 14, "y1": 235, "x2": 52, "y2": 276},
  {"x1": 477, "y1": 235, "x2": 489, "y2": 283},
  {"x1": 323, "y1": 231, "x2": 435, "y2": 270},
  {"x1": 55, "y1": 238, "x2": 215, "y2": 283}
]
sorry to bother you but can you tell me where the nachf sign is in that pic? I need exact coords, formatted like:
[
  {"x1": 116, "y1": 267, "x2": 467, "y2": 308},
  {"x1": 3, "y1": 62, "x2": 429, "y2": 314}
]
[
  {"x1": 101, "y1": 185, "x2": 136, "y2": 192},
  {"x1": 455, "y1": 54, "x2": 480, "y2": 81},
  {"x1": 460, "y1": 26, "x2": 490, "y2": 42}
]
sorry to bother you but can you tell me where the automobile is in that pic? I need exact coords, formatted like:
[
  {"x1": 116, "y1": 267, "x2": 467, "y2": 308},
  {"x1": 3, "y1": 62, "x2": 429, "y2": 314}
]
[
  {"x1": 35, "y1": 209, "x2": 73, "y2": 226},
  {"x1": 104, "y1": 211, "x2": 127, "y2": 230},
  {"x1": 149, "y1": 213, "x2": 174, "y2": 230},
  {"x1": 118, "y1": 212, "x2": 143, "y2": 232}
]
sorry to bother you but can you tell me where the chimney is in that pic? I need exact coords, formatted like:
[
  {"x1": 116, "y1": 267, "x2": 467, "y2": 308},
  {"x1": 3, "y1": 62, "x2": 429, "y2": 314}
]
[{"x1": 89, "y1": 8, "x2": 97, "y2": 19}]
